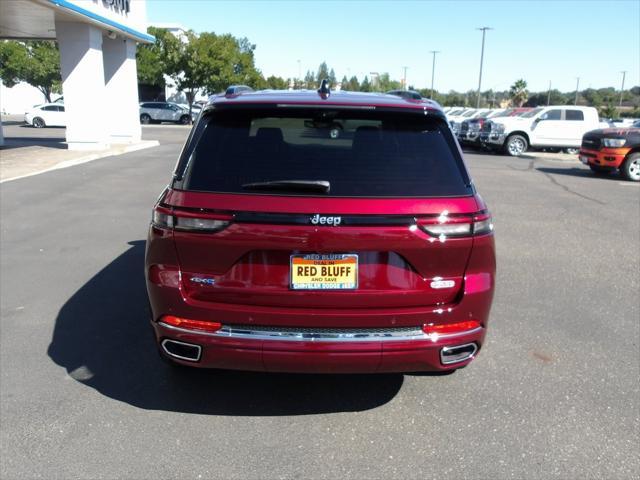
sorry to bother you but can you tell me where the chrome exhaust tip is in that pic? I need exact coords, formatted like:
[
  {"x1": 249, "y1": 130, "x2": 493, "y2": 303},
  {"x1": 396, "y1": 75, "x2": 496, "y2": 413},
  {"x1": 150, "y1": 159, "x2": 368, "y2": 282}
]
[
  {"x1": 440, "y1": 343, "x2": 478, "y2": 365},
  {"x1": 161, "y1": 339, "x2": 202, "y2": 362}
]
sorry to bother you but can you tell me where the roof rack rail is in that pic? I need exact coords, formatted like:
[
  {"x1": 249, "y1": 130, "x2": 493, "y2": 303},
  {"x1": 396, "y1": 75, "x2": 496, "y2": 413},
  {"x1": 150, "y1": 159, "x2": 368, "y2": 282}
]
[{"x1": 225, "y1": 85, "x2": 254, "y2": 96}]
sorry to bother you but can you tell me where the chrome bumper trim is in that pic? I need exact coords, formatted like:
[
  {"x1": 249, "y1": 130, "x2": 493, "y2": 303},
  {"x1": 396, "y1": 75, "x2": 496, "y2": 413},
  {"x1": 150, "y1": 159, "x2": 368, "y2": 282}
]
[{"x1": 158, "y1": 322, "x2": 483, "y2": 343}]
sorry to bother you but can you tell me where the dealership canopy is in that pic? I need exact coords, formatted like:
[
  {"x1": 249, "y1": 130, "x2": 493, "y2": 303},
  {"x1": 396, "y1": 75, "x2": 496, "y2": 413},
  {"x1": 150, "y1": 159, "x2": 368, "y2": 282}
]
[{"x1": 0, "y1": 0, "x2": 153, "y2": 149}]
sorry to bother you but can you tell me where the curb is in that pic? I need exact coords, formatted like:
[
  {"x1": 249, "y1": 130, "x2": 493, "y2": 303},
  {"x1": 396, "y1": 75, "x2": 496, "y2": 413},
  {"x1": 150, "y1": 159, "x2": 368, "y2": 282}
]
[{"x1": 0, "y1": 140, "x2": 160, "y2": 183}]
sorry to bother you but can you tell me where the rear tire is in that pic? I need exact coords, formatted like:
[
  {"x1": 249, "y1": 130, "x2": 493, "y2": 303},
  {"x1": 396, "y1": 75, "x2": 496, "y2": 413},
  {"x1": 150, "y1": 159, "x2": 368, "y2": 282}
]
[
  {"x1": 140, "y1": 113, "x2": 151, "y2": 124},
  {"x1": 32, "y1": 117, "x2": 46, "y2": 128},
  {"x1": 179, "y1": 115, "x2": 190, "y2": 125},
  {"x1": 504, "y1": 134, "x2": 528, "y2": 156},
  {"x1": 620, "y1": 153, "x2": 640, "y2": 182}
]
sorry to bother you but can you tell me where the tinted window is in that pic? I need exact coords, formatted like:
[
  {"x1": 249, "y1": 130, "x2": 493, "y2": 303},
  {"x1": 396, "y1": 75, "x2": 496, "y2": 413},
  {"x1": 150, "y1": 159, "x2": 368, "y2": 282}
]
[
  {"x1": 566, "y1": 110, "x2": 584, "y2": 121},
  {"x1": 176, "y1": 109, "x2": 471, "y2": 197},
  {"x1": 42, "y1": 105, "x2": 57, "y2": 111},
  {"x1": 57, "y1": 106, "x2": 65, "y2": 112},
  {"x1": 542, "y1": 109, "x2": 562, "y2": 120}
]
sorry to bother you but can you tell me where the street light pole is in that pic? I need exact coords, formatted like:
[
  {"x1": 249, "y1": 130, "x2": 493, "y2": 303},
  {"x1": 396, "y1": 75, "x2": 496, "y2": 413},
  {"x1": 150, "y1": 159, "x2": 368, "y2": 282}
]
[
  {"x1": 429, "y1": 51, "x2": 440, "y2": 99},
  {"x1": 574, "y1": 77, "x2": 580, "y2": 105},
  {"x1": 619, "y1": 70, "x2": 627, "y2": 107},
  {"x1": 402, "y1": 66, "x2": 408, "y2": 90},
  {"x1": 476, "y1": 27, "x2": 492, "y2": 108},
  {"x1": 547, "y1": 81, "x2": 552, "y2": 106}
]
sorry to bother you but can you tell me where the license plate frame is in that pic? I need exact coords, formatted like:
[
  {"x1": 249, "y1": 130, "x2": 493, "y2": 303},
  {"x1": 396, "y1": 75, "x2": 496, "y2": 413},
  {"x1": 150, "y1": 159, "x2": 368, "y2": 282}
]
[{"x1": 290, "y1": 253, "x2": 358, "y2": 290}]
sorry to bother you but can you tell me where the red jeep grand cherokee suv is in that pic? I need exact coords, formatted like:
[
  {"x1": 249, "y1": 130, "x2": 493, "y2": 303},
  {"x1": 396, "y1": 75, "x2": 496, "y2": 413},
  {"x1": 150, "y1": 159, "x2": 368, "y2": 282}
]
[{"x1": 145, "y1": 84, "x2": 496, "y2": 373}]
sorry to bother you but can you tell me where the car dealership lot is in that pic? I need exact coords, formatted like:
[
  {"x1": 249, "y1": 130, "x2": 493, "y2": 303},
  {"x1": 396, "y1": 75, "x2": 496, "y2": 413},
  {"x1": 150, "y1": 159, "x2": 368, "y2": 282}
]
[{"x1": 1, "y1": 126, "x2": 638, "y2": 479}]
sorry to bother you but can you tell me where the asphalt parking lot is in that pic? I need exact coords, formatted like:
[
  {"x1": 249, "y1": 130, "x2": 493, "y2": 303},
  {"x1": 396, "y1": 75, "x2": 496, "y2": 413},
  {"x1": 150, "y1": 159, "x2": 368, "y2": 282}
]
[{"x1": 1, "y1": 125, "x2": 638, "y2": 479}]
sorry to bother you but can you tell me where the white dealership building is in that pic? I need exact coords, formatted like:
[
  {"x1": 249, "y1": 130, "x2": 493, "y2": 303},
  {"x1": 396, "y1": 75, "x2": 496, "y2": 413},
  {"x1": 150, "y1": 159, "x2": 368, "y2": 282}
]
[{"x1": 0, "y1": 0, "x2": 153, "y2": 149}]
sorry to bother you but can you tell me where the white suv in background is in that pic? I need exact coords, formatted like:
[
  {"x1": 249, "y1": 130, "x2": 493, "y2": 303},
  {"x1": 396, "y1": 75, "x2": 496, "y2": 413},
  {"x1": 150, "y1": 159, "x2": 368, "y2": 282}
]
[
  {"x1": 481, "y1": 106, "x2": 600, "y2": 156},
  {"x1": 139, "y1": 102, "x2": 193, "y2": 124}
]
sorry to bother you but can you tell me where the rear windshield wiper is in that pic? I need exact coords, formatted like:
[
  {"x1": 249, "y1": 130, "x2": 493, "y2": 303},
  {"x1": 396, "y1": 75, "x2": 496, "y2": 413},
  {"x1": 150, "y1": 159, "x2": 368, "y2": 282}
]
[{"x1": 241, "y1": 180, "x2": 330, "y2": 193}]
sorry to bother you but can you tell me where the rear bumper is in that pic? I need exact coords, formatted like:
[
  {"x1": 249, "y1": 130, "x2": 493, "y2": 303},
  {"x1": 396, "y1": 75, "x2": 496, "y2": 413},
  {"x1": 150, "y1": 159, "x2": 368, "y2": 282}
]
[
  {"x1": 146, "y1": 224, "x2": 495, "y2": 373},
  {"x1": 579, "y1": 147, "x2": 630, "y2": 168},
  {"x1": 153, "y1": 321, "x2": 486, "y2": 373}
]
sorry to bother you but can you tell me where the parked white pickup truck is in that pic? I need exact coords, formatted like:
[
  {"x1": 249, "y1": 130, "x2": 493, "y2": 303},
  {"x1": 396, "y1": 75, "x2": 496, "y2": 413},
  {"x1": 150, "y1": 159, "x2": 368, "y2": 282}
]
[{"x1": 480, "y1": 106, "x2": 600, "y2": 156}]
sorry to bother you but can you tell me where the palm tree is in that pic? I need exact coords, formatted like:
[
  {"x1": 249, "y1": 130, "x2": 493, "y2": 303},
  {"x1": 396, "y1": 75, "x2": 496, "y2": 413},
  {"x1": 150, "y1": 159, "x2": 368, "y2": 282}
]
[{"x1": 509, "y1": 79, "x2": 528, "y2": 107}]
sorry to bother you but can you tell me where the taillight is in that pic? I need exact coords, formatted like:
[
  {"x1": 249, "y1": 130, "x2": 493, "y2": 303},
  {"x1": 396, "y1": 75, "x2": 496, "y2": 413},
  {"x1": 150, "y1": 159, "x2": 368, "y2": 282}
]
[
  {"x1": 161, "y1": 315, "x2": 222, "y2": 333},
  {"x1": 417, "y1": 211, "x2": 493, "y2": 238},
  {"x1": 152, "y1": 206, "x2": 232, "y2": 233},
  {"x1": 422, "y1": 320, "x2": 481, "y2": 337},
  {"x1": 152, "y1": 207, "x2": 174, "y2": 228}
]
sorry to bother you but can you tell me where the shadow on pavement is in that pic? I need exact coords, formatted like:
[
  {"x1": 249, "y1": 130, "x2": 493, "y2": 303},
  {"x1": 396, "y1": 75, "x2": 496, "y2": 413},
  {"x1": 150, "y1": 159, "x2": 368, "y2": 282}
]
[
  {"x1": 48, "y1": 241, "x2": 403, "y2": 416},
  {"x1": 0, "y1": 137, "x2": 67, "y2": 150},
  {"x1": 536, "y1": 166, "x2": 622, "y2": 181}
]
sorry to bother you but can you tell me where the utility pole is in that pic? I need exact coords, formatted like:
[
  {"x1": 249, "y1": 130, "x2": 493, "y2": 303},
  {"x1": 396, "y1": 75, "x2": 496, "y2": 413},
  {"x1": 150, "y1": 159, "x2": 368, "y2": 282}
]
[
  {"x1": 574, "y1": 77, "x2": 580, "y2": 105},
  {"x1": 619, "y1": 70, "x2": 627, "y2": 107},
  {"x1": 402, "y1": 66, "x2": 409, "y2": 90},
  {"x1": 476, "y1": 27, "x2": 492, "y2": 108},
  {"x1": 547, "y1": 81, "x2": 552, "y2": 106},
  {"x1": 429, "y1": 51, "x2": 440, "y2": 99},
  {"x1": 297, "y1": 60, "x2": 301, "y2": 84}
]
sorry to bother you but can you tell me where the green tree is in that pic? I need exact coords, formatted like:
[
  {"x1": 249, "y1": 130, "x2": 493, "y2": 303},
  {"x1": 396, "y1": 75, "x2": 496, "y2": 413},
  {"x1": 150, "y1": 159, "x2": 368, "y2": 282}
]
[
  {"x1": 509, "y1": 79, "x2": 528, "y2": 107},
  {"x1": 136, "y1": 26, "x2": 181, "y2": 87},
  {"x1": 347, "y1": 75, "x2": 360, "y2": 91},
  {"x1": 165, "y1": 31, "x2": 263, "y2": 119},
  {"x1": 264, "y1": 75, "x2": 289, "y2": 89},
  {"x1": 316, "y1": 61, "x2": 329, "y2": 84},
  {"x1": 328, "y1": 68, "x2": 336, "y2": 86},
  {"x1": 0, "y1": 40, "x2": 61, "y2": 102},
  {"x1": 582, "y1": 88, "x2": 604, "y2": 107},
  {"x1": 303, "y1": 70, "x2": 315, "y2": 89},
  {"x1": 599, "y1": 103, "x2": 618, "y2": 118},
  {"x1": 376, "y1": 73, "x2": 402, "y2": 92},
  {"x1": 340, "y1": 75, "x2": 349, "y2": 90},
  {"x1": 360, "y1": 75, "x2": 371, "y2": 92}
]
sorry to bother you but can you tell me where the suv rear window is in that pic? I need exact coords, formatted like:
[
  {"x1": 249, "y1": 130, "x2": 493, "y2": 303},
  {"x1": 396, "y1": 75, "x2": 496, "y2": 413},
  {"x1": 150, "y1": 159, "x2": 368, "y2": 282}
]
[{"x1": 175, "y1": 108, "x2": 471, "y2": 197}]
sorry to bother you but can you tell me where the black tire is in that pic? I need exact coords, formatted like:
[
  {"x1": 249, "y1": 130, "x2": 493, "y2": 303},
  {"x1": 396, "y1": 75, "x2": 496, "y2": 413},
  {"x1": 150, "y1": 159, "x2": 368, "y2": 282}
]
[
  {"x1": 179, "y1": 115, "x2": 191, "y2": 125},
  {"x1": 589, "y1": 164, "x2": 612, "y2": 176},
  {"x1": 564, "y1": 147, "x2": 579, "y2": 155},
  {"x1": 620, "y1": 153, "x2": 640, "y2": 182},
  {"x1": 504, "y1": 134, "x2": 528, "y2": 157},
  {"x1": 32, "y1": 117, "x2": 46, "y2": 128},
  {"x1": 140, "y1": 113, "x2": 151, "y2": 124}
]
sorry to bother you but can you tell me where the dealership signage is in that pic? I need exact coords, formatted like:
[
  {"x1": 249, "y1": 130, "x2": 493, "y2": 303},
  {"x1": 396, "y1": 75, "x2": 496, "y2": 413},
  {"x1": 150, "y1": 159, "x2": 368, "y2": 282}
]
[{"x1": 102, "y1": 0, "x2": 130, "y2": 14}]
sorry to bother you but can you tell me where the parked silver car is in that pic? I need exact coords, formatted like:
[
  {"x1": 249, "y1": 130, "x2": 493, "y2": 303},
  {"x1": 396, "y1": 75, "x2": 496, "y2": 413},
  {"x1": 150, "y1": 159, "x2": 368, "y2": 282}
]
[{"x1": 139, "y1": 102, "x2": 192, "y2": 124}]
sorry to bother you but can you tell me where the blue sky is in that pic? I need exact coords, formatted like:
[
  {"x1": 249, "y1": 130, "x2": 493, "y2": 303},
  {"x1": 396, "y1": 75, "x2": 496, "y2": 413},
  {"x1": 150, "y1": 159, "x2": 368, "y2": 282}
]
[{"x1": 147, "y1": 0, "x2": 639, "y2": 93}]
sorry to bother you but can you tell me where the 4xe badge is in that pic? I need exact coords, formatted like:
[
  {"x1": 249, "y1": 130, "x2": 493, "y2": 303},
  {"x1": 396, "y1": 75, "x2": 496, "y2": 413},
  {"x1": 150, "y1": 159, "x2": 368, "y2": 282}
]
[{"x1": 310, "y1": 214, "x2": 342, "y2": 226}]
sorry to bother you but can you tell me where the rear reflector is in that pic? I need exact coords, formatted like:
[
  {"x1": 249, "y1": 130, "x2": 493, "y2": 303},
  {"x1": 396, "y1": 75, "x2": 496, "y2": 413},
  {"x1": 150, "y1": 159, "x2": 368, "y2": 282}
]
[
  {"x1": 174, "y1": 217, "x2": 229, "y2": 232},
  {"x1": 422, "y1": 320, "x2": 481, "y2": 336},
  {"x1": 161, "y1": 315, "x2": 222, "y2": 333}
]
